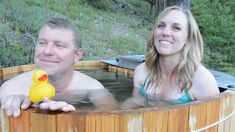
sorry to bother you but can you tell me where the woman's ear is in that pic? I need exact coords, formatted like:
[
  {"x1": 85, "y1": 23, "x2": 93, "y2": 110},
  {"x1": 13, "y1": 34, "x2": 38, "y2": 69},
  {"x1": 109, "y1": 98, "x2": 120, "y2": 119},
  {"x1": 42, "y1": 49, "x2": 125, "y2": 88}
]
[{"x1": 74, "y1": 48, "x2": 83, "y2": 63}]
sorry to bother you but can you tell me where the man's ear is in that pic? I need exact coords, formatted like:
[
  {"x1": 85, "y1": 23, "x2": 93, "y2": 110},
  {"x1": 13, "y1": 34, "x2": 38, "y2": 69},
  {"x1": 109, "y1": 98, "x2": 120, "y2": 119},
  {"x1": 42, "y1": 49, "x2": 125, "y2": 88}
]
[{"x1": 74, "y1": 48, "x2": 83, "y2": 63}]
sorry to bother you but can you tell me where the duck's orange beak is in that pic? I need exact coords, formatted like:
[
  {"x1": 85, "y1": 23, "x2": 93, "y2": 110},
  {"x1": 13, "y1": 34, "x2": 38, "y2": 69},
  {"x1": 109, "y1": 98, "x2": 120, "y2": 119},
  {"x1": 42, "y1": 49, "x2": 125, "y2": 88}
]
[{"x1": 38, "y1": 74, "x2": 48, "y2": 81}]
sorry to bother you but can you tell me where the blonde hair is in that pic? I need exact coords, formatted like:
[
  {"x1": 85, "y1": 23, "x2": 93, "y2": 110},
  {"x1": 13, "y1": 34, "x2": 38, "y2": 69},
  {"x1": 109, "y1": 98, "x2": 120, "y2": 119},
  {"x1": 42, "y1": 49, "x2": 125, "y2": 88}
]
[{"x1": 146, "y1": 6, "x2": 203, "y2": 91}]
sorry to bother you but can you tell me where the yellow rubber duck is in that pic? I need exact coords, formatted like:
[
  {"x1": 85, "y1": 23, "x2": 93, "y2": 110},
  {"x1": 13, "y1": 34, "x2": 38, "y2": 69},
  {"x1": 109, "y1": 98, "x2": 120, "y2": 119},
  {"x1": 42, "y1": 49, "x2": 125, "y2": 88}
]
[{"x1": 29, "y1": 69, "x2": 55, "y2": 103}]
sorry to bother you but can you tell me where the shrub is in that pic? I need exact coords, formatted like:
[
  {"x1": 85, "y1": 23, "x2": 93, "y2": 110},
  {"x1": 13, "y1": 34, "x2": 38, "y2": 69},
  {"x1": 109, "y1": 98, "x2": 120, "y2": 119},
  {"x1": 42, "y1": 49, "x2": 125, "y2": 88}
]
[
  {"x1": 86, "y1": 0, "x2": 114, "y2": 10},
  {"x1": 191, "y1": 0, "x2": 235, "y2": 69}
]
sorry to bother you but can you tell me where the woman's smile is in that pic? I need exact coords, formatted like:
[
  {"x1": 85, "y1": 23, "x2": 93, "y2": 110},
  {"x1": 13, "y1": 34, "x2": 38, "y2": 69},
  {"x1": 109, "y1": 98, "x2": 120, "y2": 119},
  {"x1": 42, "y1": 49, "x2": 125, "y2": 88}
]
[{"x1": 159, "y1": 40, "x2": 173, "y2": 45}]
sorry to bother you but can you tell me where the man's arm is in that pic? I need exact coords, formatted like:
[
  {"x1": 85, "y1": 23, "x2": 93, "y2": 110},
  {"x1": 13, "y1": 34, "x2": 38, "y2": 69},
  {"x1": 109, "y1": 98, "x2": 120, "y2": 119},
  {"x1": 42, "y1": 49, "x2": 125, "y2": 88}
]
[
  {"x1": 89, "y1": 88, "x2": 118, "y2": 111},
  {"x1": 0, "y1": 72, "x2": 32, "y2": 117},
  {"x1": 86, "y1": 77, "x2": 118, "y2": 111}
]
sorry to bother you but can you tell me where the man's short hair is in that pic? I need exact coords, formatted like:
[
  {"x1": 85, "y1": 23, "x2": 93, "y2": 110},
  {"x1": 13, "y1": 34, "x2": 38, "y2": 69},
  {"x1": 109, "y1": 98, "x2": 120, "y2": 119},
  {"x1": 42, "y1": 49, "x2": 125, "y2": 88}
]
[{"x1": 42, "y1": 18, "x2": 82, "y2": 48}]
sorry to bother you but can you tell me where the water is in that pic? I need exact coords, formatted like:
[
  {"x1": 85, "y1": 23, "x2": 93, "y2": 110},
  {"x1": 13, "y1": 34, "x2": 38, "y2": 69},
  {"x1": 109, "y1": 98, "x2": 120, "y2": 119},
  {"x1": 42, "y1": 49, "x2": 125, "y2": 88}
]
[
  {"x1": 0, "y1": 68, "x2": 133, "y2": 110},
  {"x1": 0, "y1": 80, "x2": 4, "y2": 86},
  {"x1": 79, "y1": 68, "x2": 133, "y2": 102},
  {"x1": 0, "y1": 68, "x2": 228, "y2": 110},
  {"x1": 75, "y1": 68, "x2": 133, "y2": 109}
]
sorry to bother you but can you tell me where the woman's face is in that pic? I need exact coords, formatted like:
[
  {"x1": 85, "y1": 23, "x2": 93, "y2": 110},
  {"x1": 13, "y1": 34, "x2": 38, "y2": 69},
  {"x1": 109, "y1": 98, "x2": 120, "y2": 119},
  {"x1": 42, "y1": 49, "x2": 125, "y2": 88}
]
[{"x1": 154, "y1": 10, "x2": 188, "y2": 57}]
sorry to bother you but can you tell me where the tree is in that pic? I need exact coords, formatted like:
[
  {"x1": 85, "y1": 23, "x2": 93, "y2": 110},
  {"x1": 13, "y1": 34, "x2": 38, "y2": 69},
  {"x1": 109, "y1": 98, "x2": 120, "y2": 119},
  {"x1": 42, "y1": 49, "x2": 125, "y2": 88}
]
[
  {"x1": 144, "y1": 0, "x2": 156, "y2": 15},
  {"x1": 155, "y1": 0, "x2": 190, "y2": 17},
  {"x1": 191, "y1": 0, "x2": 235, "y2": 68}
]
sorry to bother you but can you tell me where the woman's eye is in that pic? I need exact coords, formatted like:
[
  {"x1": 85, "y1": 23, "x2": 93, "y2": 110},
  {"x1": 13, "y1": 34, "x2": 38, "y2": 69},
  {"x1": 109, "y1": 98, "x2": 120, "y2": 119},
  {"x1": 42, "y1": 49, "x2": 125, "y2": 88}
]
[
  {"x1": 157, "y1": 24, "x2": 164, "y2": 28},
  {"x1": 174, "y1": 26, "x2": 181, "y2": 31}
]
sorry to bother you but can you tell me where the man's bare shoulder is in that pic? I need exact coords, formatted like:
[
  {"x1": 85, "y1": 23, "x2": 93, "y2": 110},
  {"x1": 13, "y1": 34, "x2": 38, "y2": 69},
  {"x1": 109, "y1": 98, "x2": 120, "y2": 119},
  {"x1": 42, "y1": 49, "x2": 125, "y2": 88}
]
[
  {"x1": 72, "y1": 71, "x2": 104, "y2": 90},
  {"x1": 0, "y1": 71, "x2": 34, "y2": 97}
]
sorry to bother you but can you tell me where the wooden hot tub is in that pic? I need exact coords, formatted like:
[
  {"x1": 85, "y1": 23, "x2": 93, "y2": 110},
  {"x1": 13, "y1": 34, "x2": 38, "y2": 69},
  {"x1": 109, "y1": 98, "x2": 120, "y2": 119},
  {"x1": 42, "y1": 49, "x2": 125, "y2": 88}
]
[{"x1": 0, "y1": 61, "x2": 235, "y2": 132}]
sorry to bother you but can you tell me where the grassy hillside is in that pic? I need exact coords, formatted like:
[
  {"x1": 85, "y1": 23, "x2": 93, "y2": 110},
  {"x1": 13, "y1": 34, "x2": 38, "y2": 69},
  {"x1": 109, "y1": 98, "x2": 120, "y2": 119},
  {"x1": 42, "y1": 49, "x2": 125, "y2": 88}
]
[
  {"x1": 0, "y1": 0, "x2": 234, "y2": 75},
  {"x1": 0, "y1": 0, "x2": 154, "y2": 62}
]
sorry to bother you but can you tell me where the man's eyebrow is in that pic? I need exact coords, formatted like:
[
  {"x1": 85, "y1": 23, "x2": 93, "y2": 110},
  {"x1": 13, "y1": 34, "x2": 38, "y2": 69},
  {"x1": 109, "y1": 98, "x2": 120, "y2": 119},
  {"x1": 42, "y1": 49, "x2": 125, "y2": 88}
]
[
  {"x1": 54, "y1": 40, "x2": 69, "y2": 45},
  {"x1": 37, "y1": 38, "x2": 46, "y2": 41}
]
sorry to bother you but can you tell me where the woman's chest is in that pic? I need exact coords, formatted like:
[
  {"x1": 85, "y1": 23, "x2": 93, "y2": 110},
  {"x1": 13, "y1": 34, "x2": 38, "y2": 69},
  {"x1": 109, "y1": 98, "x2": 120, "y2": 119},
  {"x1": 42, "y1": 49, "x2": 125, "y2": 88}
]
[{"x1": 144, "y1": 82, "x2": 185, "y2": 100}]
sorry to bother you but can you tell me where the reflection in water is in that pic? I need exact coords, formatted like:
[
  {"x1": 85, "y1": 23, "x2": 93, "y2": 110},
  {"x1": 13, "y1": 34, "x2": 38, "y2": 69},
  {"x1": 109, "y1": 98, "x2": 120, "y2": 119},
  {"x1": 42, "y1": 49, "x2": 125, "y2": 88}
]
[
  {"x1": 0, "y1": 69, "x2": 229, "y2": 110},
  {"x1": 71, "y1": 68, "x2": 133, "y2": 110},
  {"x1": 0, "y1": 80, "x2": 4, "y2": 86},
  {"x1": 81, "y1": 69, "x2": 133, "y2": 100},
  {"x1": 0, "y1": 68, "x2": 133, "y2": 110},
  {"x1": 83, "y1": 69, "x2": 178, "y2": 110}
]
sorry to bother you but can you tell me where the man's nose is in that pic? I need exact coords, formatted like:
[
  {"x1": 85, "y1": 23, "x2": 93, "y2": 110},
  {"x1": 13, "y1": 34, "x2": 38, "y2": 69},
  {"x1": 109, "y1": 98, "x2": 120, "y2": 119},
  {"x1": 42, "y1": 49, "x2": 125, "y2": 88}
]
[{"x1": 43, "y1": 44, "x2": 55, "y2": 55}]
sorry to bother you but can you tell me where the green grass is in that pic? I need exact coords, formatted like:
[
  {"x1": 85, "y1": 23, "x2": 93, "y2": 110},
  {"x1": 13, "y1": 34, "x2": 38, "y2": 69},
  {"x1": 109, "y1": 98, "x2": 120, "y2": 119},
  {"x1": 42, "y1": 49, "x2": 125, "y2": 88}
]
[
  {"x1": 0, "y1": 0, "x2": 153, "y2": 65},
  {"x1": 0, "y1": 0, "x2": 234, "y2": 77},
  {"x1": 72, "y1": 3, "x2": 150, "y2": 60},
  {"x1": 218, "y1": 67, "x2": 235, "y2": 76}
]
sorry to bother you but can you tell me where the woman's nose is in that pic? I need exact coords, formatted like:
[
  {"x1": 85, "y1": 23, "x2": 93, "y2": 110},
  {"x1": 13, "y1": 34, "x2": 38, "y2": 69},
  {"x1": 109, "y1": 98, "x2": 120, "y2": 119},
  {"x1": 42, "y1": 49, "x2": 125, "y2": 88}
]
[{"x1": 161, "y1": 28, "x2": 171, "y2": 37}]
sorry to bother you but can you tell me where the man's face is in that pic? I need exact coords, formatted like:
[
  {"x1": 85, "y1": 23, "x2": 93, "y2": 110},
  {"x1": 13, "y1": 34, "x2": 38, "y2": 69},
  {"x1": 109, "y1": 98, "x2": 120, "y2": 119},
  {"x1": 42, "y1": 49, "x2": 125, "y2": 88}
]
[{"x1": 34, "y1": 26, "x2": 81, "y2": 76}]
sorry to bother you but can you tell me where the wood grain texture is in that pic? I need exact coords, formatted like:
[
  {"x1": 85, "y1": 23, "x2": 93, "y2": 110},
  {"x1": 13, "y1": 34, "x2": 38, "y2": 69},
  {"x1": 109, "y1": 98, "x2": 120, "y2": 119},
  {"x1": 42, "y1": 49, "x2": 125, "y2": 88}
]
[
  {"x1": 168, "y1": 105, "x2": 189, "y2": 132},
  {"x1": 57, "y1": 111, "x2": 87, "y2": 132},
  {"x1": 9, "y1": 109, "x2": 34, "y2": 132},
  {"x1": 229, "y1": 91, "x2": 235, "y2": 132},
  {"x1": 119, "y1": 112, "x2": 142, "y2": 132},
  {"x1": 204, "y1": 98, "x2": 220, "y2": 132},
  {"x1": 142, "y1": 107, "x2": 169, "y2": 132},
  {"x1": 85, "y1": 112, "x2": 119, "y2": 132},
  {"x1": 0, "y1": 64, "x2": 35, "y2": 80},
  {"x1": 0, "y1": 108, "x2": 9, "y2": 132},
  {"x1": 1, "y1": 63, "x2": 235, "y2": 132},
  {"x1": 31, "y1": 112, "x2": 57, "y2": 132},
  {"x1": 189, "y1": 101, "x2": 207, "y2": 132},
  {"x1": 218, "y1": 92, "x2": 233, "y2": 132},
  {"x1": 73, "y1": 61, "x2": 108, "y2": 69}
]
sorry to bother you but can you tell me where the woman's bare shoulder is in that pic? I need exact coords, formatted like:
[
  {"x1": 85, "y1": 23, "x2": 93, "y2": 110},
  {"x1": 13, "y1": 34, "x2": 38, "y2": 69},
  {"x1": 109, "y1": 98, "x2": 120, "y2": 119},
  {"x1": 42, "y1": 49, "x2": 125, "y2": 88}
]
[
  {"x1": 134, "y1": 62, "x2": 149, "y2": 76},
  {"x1": 193, "y1": 65, "x2": 215, "y2": 82},
  {"x1": 191, "y1": 64, "x2": 219, "y2": 99},
  {"x1": 135, "y1": 62, "x2": 146, "y2": 71},
  {"x1": 133, "y1": 62, "x2": 149, "y2": 87}
]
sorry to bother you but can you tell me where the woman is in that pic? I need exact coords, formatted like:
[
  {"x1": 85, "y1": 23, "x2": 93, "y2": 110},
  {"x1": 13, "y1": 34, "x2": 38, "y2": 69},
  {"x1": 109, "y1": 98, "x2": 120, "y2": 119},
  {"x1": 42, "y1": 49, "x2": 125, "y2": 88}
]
[{"x1": 121, "y1": 6, "x2": 219, "y2": 109}]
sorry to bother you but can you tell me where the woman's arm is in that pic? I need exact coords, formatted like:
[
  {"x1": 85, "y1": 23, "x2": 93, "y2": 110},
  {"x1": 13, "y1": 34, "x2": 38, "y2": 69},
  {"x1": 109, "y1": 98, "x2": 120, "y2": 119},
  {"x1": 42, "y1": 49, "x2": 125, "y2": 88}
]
[{"x1": 120, "y1": 63, "x2": 148, "y2": 109}]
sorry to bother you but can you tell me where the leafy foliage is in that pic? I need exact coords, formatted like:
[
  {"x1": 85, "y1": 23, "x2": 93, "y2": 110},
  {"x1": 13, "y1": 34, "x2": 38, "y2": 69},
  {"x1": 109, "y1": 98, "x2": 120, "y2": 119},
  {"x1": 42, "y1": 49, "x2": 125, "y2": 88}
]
[
  {"x1": 0, "y1": 0, "x2": 234, "y2": 76},
  {"x1": 0, "y1": 0, "x2": 149, "y2": 67},
  {"x1": 191, "y1": 0, "x2": 235, "y2": 69},
  {"x1": 85, "y1": 0, "x2": 114, "y2": 10}
]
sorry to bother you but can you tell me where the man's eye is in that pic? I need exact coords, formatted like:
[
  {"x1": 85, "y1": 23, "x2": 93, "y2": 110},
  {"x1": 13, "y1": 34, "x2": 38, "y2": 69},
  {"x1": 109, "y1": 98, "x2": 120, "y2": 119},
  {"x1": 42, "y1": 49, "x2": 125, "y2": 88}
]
[
  {"x1": 56, "y1": 44, "x2": 65, "y2": 48},
  {"x1": 56, "y1": 44, "x2": 62, "y2": 47},
  {"x1": 38, "y1": 41, "x2": 46, "y2": 45}
]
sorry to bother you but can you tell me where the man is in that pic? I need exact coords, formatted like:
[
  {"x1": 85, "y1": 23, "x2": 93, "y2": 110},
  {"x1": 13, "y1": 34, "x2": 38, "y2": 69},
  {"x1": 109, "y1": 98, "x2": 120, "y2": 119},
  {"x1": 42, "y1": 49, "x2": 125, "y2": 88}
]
[{"x1": 0, "y1": 18, "x2": 117, "y2": 117}]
